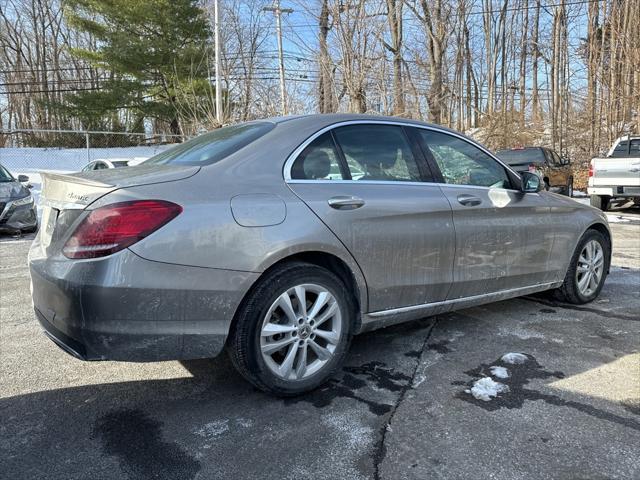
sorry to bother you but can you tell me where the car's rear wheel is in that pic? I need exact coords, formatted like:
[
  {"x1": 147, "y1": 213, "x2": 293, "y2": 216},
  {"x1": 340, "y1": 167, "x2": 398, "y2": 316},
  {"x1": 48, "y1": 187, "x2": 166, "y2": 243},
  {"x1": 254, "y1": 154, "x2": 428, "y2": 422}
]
[
  {"x1": 566, "y1": 178, "x2": 573, "y2": 197},
  {"x1": 227, "y1": 262, "x2": 353, "y2": 396},
  {"x1": 590, "y1": 195, "x2": 610, "y2": 211},
  {"x1": 555, "y1": 229, "x2": 609, "y2": 304}
]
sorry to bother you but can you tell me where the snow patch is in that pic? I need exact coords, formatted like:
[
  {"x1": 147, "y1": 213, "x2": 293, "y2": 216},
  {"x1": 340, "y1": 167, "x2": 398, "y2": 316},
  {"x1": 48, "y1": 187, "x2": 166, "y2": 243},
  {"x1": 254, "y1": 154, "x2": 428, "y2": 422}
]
[
  {"x1": 1, "y1": 145, "x2": 171, "y2": 172},
  {"x1": 467, "y1": 377, "x2": 509, "y2": 401},
  {"x1": 322, "y1": 413, "x2": 374, "y2": 449},
  {"x1": 606, "y1": 214, "x2": 637, "y2": 224},
  {"x1": 490, "y1": 366, "x2": 510, "y2": 379},
  {"x1": 194, "y1": 419, "x2": 230, "y2": 439},
  {"x1": 501, "y1": 352, "x2": 528, "y2": 364},
  {"x1": 498, "y1": 326, "x2": 545, "y2": 340}
]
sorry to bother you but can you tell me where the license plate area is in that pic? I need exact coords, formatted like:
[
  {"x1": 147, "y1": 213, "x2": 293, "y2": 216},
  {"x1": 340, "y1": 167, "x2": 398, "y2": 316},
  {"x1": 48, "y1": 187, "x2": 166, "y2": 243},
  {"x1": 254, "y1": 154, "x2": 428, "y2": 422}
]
[{"x1": 40, "y1": 206, "x2": 59, "y2": 249}]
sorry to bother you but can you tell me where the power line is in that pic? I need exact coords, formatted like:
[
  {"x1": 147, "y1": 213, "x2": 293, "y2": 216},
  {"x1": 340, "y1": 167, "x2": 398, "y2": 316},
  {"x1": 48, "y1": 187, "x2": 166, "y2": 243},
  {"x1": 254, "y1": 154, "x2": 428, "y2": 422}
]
[{"x1": 278, "y1": 0, "x2": 597, "y2": 30}]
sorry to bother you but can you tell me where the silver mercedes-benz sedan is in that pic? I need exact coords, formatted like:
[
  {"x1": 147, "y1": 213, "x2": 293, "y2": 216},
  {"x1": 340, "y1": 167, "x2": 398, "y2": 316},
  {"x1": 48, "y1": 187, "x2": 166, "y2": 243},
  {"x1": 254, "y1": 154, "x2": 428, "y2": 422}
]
[{"x1": 29, "y1": 114, "x2": 611, "y2": 395}]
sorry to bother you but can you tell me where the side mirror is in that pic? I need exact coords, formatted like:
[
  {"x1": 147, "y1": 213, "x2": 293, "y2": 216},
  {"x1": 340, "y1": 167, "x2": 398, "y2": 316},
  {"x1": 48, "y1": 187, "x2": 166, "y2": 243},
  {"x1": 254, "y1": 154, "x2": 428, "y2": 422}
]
[
  {"x1": 521, "y1": 171, "x2": 542, "y2": 193},
  {"x1": 17, "y1": 174, "x2": 29, "y2": 183}
]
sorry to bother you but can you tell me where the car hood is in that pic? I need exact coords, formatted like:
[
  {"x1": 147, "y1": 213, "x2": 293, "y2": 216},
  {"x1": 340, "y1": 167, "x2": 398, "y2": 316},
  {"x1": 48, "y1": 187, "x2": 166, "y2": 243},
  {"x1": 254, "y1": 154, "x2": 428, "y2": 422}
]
[{"x1": 0, "y1": 181, "x2": 29, "y2": 201}]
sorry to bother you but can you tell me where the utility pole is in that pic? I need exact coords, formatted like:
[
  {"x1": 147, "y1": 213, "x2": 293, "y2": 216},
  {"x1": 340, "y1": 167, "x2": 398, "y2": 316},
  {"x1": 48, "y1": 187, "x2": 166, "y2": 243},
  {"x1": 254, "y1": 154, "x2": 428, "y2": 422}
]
[
  {"x1": 264, "y1": 1, "x2": 293, "y2": 116},
  {"x1": 214, "y1": 0, "x2": 223, "y2": 125}
]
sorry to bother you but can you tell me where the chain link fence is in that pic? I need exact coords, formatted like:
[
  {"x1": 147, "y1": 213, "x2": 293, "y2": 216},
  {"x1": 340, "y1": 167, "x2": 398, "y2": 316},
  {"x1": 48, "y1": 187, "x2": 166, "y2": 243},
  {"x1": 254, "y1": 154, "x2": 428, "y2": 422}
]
[{"x1": 0, "y1": 129, "x2": 185, "y2": 174}]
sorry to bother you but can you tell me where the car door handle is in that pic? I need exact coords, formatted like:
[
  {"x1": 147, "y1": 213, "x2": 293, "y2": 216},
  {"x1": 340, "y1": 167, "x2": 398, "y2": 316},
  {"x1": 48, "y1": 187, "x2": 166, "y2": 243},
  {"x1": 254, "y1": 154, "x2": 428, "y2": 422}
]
[
  {"x1": 457, "y1": 194, "x2": 482, "y2": 206},
  {"x1": 327, "y1": 196, "x2": 365, "y2": 210}
]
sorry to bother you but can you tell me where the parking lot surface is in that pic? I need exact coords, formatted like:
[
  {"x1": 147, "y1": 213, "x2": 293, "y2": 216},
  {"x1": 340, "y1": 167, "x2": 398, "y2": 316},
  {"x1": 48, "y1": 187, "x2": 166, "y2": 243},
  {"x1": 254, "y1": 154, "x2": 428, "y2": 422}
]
[{"x1": 1, "y1": 203, "x2": 639, "y2": 480}]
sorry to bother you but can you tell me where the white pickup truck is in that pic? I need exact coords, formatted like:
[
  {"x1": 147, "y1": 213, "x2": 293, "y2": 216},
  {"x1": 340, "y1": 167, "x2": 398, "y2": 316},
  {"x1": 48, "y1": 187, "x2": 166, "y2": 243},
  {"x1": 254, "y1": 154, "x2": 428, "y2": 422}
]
[{"x1": 588, "y1": 135, "x2": 640, "y2": 211}]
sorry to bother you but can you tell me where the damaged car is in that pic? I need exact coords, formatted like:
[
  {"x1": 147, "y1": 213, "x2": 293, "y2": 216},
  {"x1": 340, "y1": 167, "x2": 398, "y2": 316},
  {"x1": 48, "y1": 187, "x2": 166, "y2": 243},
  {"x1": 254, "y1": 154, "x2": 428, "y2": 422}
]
[
  {"x1": 0, "y1": 163, "x2": 38, "y2": 234},
  {"x1": 29, "y1": 114, "x2": 611, "y2": 395}
]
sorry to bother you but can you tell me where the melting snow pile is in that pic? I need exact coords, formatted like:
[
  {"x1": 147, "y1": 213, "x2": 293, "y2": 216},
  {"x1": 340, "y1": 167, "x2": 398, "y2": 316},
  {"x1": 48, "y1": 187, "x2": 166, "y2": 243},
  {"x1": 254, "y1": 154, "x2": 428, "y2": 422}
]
[
  {"x1": 466, "y1": 377, "x2": 509, "y2": 401},
  {"x1": 489, "y1": 366, "x2": 510, "y2": 379},
  {"x1": 501, "y1": 352, "x2": 528, "y2": 364},
  {"x1": 464, "y1": 353, "x2": 529, "y2": 401}
]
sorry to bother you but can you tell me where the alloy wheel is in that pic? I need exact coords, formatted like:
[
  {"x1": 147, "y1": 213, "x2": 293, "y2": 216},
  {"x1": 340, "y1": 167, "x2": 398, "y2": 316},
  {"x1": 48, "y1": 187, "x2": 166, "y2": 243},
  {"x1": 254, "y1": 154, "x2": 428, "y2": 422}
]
[
  {"x1": 260, "y1": 283, "x2": 342, "y2": 380},
  {"x1": 576, "y1": 239, "x2": 604, "y2": 297}
]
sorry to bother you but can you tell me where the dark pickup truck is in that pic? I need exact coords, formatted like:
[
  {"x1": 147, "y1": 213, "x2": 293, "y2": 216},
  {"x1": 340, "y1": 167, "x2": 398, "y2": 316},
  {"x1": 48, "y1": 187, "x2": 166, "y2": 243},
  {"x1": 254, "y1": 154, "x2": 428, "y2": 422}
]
[{"x1": 496, "y1": 147, "x2": 573, "y2": 196}]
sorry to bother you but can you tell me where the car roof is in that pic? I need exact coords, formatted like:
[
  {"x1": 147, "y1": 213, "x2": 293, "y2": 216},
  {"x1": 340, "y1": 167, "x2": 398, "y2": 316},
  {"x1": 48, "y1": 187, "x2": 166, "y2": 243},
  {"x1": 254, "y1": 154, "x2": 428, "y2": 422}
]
[
  {"x1": 205, "y1": 113, "x2": 498, "y2": 182},
  {"x1": 496, "y1": 146, "x2": 544, "y2": 152},
  {"x1": 264, "y1": 113, "x2": 456, "y2": 133}
]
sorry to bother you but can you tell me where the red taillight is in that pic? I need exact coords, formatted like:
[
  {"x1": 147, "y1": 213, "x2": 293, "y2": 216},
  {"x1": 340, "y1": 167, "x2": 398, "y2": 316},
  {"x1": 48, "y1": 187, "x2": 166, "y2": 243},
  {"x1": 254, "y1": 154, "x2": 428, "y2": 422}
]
[
  {"x1": 588, "y1": 162, "x2": 594, "y2": 177},
  {"x1": 63, "y1": 200, "x2": 182, "y2": 259}
]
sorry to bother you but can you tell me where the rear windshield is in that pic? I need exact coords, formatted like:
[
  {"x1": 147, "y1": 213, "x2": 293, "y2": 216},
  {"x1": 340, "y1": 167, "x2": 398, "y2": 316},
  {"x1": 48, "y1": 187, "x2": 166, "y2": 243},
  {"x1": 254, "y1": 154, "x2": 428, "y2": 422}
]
[
  {"x1": 144, "y1": 122, "x2": 275, "y2": 166},
  {"x1": 610, "y1": 139, "x2": 640, "y2": 158},
  {"x1": 495, "y1": 149, "x2": 545, "y2": 165}
]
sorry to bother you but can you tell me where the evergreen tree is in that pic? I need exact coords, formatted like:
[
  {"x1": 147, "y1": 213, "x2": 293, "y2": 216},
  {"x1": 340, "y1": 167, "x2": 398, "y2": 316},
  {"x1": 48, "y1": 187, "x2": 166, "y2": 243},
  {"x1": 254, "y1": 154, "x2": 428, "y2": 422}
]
[{"x1": 62, "y1": 0, "x2": 212, "y2": 134}]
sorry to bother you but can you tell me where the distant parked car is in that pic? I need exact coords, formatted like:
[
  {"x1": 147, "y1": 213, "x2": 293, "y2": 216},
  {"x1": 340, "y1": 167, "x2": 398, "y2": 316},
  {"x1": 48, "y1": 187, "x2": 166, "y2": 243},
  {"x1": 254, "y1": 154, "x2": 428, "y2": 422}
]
[
  {"x1": 496, "y1": 147, "x2": 573, "y2": 196},
  {"x1": 81, "y1": 159, "x2": 129, "y2": 172},
  {"x1": 30, "y1": 114, "x2": 611, "y2": 395},
  {"x1": 588, "y1": 135, "x2": 640, "y2": 211},
  {"x1": 0, "y1": 163, "x2": 38, "y2": 234}
]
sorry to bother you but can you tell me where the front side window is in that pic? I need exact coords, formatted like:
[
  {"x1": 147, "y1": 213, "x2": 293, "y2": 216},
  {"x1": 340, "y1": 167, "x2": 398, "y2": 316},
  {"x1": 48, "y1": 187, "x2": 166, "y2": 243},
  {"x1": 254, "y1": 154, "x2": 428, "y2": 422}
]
[
  {"x1": 332, "y1": 125, "x2": 422, "y2": 182},
  {"x1": 290, "y1": 132, "x2": 344, "y2": 180},
  {"x1": 418, "y1": 130, "x2": 511, "y2": 189}
]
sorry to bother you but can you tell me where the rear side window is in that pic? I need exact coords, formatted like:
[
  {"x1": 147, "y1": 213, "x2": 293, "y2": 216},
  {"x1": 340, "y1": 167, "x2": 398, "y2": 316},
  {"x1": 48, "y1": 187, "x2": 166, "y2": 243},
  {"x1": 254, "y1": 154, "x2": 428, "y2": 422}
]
[
  {"x1": 332, "y1": 125, "x2": 422, "y2": 182},
  {"x1": 611, "y1": 139, "x2": 640, "y2": 157},
  {"x1": 144, "y1": 122, "x2": 275, "y2": 166},
  {"x1": 290, "y1": 133, "x2": 344, "y2": 180},
  {"x1": 496, "y1": 148, "x2": 545, "y2": 165},
  {"x1": 418, "y1": 130, "x2": 511, "y2": 189}
]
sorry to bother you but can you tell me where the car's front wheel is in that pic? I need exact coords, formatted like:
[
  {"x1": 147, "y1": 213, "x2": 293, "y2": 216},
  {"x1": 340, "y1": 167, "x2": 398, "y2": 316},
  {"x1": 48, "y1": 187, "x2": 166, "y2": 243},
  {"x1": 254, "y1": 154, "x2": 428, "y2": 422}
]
[
  {"x1": 227, "y1": 262, "x2": 354, "y2": 396},
  {"x1": 555, "y1": 229, "x2": 609, "y2": 304},
  {"x1": 590, "y1": 194, "x2": 610, "y2": 211}
]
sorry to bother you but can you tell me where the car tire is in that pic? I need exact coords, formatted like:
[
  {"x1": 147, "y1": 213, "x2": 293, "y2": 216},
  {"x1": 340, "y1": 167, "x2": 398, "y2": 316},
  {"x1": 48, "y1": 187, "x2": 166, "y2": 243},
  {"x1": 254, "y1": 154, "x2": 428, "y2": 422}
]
[
  {"x1": 590, "y1": 195, "x2": 610, "y2": 211},
  {"x1": 554, "y1": 229, "x2": 609, "y2": 305},
  {"x1": 227, "y1": 261, "x2": 354, "y2": 396},
  {"x1": 566, "y1": 178, "x2": 573, "y2": 197}
]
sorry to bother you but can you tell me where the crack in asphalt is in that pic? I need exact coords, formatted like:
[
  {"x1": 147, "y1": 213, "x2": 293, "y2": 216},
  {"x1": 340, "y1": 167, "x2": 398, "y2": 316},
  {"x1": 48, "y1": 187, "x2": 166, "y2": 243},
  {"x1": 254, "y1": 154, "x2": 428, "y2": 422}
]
[
  {"x1": 523, "y1": 296, "x2": 640, "y2": 322},
  {"x1": 372, "y1": 318, "x2": 439, "y2": 480}
]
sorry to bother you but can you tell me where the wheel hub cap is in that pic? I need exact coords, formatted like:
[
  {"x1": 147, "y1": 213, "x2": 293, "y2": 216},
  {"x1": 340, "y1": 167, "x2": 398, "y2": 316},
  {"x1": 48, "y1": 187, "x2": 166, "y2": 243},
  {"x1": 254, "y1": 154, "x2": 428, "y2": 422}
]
[{"x1": 298, "y1": 325, "x2": 312, "y2": 339}]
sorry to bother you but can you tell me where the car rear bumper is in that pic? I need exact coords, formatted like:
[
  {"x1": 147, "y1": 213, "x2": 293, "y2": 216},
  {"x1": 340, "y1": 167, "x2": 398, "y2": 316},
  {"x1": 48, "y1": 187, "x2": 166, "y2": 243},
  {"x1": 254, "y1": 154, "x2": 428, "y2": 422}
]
[
  {"x1": 588, "y1": 186, "x2": 640, "y2": 197},
  {"x1": 29, "y1": 248, "x2": 259, "y2": 362}
]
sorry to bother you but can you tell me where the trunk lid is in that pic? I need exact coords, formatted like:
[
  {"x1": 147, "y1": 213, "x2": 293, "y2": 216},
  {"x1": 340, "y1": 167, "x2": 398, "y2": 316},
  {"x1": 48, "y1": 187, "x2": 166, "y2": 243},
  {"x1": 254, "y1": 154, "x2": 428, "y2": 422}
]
[
  {"x1": 590, "y1": 157, "x2": 640, "y2": 187},
  {"x1": 32, "y1": 164, "x2": 199, "y2": 258},
  {"x1": 39, "y1": 164, "x2": 199, "y2": 208}
]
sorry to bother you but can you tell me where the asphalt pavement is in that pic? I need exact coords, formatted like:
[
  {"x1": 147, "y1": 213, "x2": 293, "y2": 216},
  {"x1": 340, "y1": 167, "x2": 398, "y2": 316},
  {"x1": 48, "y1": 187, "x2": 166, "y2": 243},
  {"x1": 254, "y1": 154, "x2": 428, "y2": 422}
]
[{"x1": 1, "y1": 202, "x2": 639, "y2": 480}]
